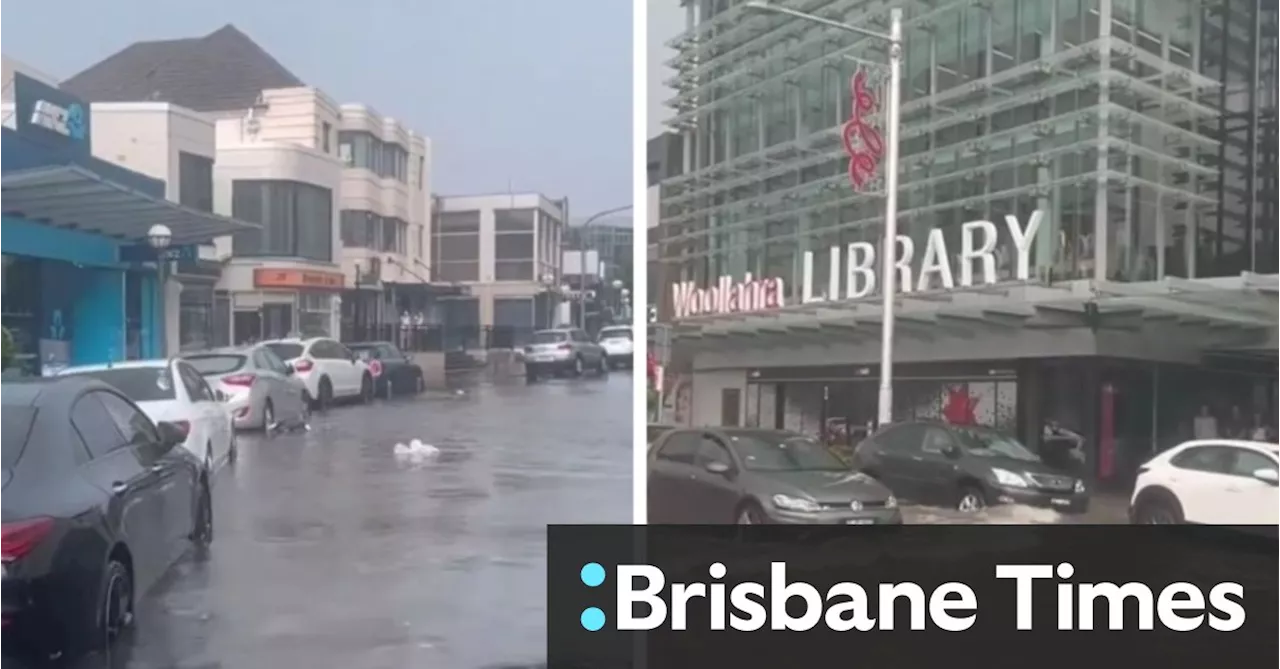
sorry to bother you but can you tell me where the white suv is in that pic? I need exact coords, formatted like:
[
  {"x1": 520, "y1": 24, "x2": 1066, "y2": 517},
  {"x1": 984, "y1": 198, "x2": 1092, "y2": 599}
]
[
  {"x1": 597, "y1": 326, "x2": 634, "y2": 369},
  {"x1": 1130, "y1": 439, "x2": 1279, "y2": 525},
  {"x1": 262, "y1": 338, "x2": 373, "y2": 410}
]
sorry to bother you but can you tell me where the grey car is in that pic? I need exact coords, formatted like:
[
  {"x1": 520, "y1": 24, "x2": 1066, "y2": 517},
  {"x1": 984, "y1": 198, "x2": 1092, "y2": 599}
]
[
  {"x1": 184, "y1": 345, "x2": 309, "y2": 431},
  {"x1": 522, "y1": 328, "x2": 608, "y2": 381},
  {"x1": 648, "y1": 428, "x2": 903, "y2": 525}
]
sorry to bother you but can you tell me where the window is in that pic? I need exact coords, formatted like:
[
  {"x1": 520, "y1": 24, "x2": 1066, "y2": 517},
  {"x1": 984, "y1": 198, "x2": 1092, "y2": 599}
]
[
  {"x1": 1172, "y1": 447, "x2": 1233, "y2": 474},
  {"x1": 321, "y1": 122, "x2": 332, "y2": 154},
  {"x1": 877, "y1": 424, "x2": 927, "y2": 452},
  {"x1": 258, "y1": 347, "x2": 291, "y2": 374},
  {"x1": 721, "y1": 388, "x2": 741, "y2": 427},
  {"x1": 231, "y1": 180, "x2": 334, "y2": 262},
  {"x1": 98, "y1": 392, "x2": 160, "y2": 447},
  {"x1": 921, "y1": 427, "x2": 955, "y2": 454},
  {"x1": 417, "y1": 156, "x2": 426, "y2": 190},
  {"x1": 178, "y1": 151, "x2": 214, "y2": 213},
  {"x1": 656, "y1": 431, "x2": 699, "y2": 464},
  {"x1": 71, "y1": 393, "x2": 128, "y2": 458},
  {"x1": 434, "y1": 210, "x2": 481, "y2": 282},
  {"x1": 495, "y1": 209, "x2": 536, "y2": 282},
  {"x1": 264, "y1": 342, "x2": 304, "y2": 361},
  {"x1": 299, "y1": 293, "x2": 331, "y2": 337},
  {"x1": 1229, "y1": 450, "x2": 1277, "y2": 477},
  {"x1": 176, "y1": 363, "x2": 214, "y2": 402},
  {"x1": 70, "y1": 367, "x2": 176, "y2": 402},
  {"x1": 187, "y1": 354, "x2": 247, "y2": 376},
  {"x1": 495, "y1": 208, "x2": 536, "y2": 232},
  {"x1": 336, "y1": 130, "x2": 409, "y2": 183},
  {"x1": 695, "y1": 437, "x2": 734, "y2": 468},
  {"x1": 179, "y1": 283, "x2": 215, "y2": 352}
]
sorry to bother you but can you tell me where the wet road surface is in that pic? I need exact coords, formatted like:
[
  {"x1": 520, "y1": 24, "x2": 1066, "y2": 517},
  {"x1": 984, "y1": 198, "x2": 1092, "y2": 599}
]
[{"x1": 90, "y1": 373, "x2": 631, "y2": 669}]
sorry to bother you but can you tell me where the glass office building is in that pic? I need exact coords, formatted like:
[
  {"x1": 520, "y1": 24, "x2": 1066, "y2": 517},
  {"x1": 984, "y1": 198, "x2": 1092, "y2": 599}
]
[{"x1": 658, "y1": 0, "x2": 1278, "y2": 488}]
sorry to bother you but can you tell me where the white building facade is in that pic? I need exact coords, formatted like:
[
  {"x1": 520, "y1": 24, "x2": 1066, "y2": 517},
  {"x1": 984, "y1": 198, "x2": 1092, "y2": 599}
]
[
  {"x1": 434, "y1": 193, "x2": 566, "y2": 338},
  {"x1": 336, "y1": 103, "x2": 434, "y2": 336}
]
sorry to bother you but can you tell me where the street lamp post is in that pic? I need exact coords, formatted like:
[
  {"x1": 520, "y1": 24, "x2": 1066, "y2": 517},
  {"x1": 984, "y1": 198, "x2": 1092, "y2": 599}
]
[
  {"x1": 147, "y1": 224, "x2": 173, "y2": 357},
  {"x1": 744, "y1": 2, "x2": 903, "y2": 427},
  {"x1": 576, "y1": 204, "x2": 633, "y2": 330}
]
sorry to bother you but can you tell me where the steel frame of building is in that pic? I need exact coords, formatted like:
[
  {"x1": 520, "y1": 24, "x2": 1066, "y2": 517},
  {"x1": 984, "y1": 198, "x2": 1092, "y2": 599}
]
[{"x1": 657, "y1": 0, "x2": 1278, "y2": 306}]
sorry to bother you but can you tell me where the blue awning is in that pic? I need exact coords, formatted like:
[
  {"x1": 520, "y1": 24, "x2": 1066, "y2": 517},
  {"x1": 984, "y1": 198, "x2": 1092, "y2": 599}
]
[{"x1": 2, "y1": 164, "x2": 258, "y2": 245}]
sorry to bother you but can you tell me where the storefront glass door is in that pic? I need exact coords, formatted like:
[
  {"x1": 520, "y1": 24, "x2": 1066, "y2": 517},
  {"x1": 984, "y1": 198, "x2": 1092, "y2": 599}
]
[{"x1": 263, "y1": 304, "x2": 293, "y2": 340}]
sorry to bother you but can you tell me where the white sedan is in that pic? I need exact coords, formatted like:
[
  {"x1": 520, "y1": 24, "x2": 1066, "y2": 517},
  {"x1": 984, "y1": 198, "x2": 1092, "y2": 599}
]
[
  {"x1": 262, "y1": 337, "x2": 373, "y2": 410},
  {"x1": 58, "y1": 358, "x2": 236, "y2": 472},
  {"x1": 1130, "y1": 439, "x2": 1279, "y2": 525}
]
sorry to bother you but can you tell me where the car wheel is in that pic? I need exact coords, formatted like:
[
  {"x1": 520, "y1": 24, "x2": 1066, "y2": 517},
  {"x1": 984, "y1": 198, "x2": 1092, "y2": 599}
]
[
  {"x1": 99, "y1": 558, "x2": 134, "y2": 650},
  {"x1": 192, "y1": 479, "x2": 213, "y2": 550},
  {"x1": 361, "y1": 374, "x2": 374, "y2": 403},
  {"x1": 736, "y1": 502, "x2": 765, "y2": 524},
  {"x1": 262, "y1": 399, "x2": 275, "y2": 433},
  {"x1": 317, "y1": 378, "x2": 333, "y2": 412},
  {"x1": 1134, "y1": 496, "x2": 1183, "y2": 524},
  {"x1": 597, "y1": 357, "x2": 609, "y2": 377},
  {"x1": 956, "y1": 485, "x2": 986, "y2": 513},
  {"x1": 572, "y1": 356, "x2": 584, "y2": 377}
]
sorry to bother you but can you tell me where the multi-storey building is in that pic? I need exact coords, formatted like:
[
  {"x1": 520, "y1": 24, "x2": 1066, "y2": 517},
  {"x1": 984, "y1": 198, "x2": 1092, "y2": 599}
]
[
  {"x1": 648, "y1": 132, "x2": 685, "y2": 315},
  {"x1": 433, "y1": 193, "x2": 566, "y2": 336},
  {"x1": 59, "y1": 24, "x2": 439, "y2": 344},
  {"x1": 336, "y1": 104, "x2": 434, "y2": 334},
  {"x1": 658, "y1": 0, "x2": 1278, "y2": 487}
]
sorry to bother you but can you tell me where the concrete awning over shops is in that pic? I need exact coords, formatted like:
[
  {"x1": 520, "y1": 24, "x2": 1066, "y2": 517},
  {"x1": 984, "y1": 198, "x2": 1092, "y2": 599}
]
[
  {"x1": 674, "y1": 274, "x2": 1278, "y2": 368},
  {"x1": 2, "y1": 165, "x2": 258, "y2": 245}
]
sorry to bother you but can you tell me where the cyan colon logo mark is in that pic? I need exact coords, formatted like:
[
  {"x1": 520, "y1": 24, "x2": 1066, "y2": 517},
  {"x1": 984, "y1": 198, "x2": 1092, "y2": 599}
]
[{"x1": 65, "y1": 104, "x2": 86, "y2": 141}]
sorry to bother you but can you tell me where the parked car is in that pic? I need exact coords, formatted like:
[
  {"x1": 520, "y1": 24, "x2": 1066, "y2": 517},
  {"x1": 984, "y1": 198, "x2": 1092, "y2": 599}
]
[
  {"x1": 1, "y1": 377, "x2": 211, "y2": 665},
  {"x1": 184, "y1": 345, "x2": 309, "y2": 432},
  {"x1": 850, "y1": 420, "x2": 1089, "y2": 514},
  {"x1": 597, "y1": 326, "x2": 634, "y2": 369},
  {"x1": 648, "y1": 427, "x2": 901, "y2": 524},
  {"x1": 522, "y1": 328, "x2": 607, "y2": 381},
  {"x1": 347, "y1": 341, "x2": 426, "y2": 398},
  {"x1": 262, "y1": 337, "x2": 373, "y2": 410},
  {"x1": 1129, "y1": 439, "x2": 1279, "y2": 525},
  {"x1": 57, "y1": 359, "x2": 236, "y2": 472}
]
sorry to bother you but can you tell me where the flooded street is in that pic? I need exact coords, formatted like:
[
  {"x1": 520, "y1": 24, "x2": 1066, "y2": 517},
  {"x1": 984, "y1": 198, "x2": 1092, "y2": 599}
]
[{"x1": 92, "y1": 374, "x2": 631, "y2": 669}]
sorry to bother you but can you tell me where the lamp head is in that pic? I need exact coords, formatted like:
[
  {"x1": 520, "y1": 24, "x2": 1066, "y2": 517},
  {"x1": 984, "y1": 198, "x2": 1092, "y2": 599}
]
[{"x1": 147, "y1": 224, "x2": 173, "y2": 250}]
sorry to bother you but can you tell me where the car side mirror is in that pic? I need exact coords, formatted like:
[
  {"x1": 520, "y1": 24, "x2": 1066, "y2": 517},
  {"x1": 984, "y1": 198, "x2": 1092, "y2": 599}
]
[
  {"x1": 705, "y1": 461, "x2": 731, "y2": 475},
  {"x1": 155, "y1": 421, "x2": 187, "y2": 452},
  {"x1": 943, "y1": 444, "x2": 962, "y2": 459},
  {"x1": 1252, "y1": 468, "x2": 1279, "y2": 486}
]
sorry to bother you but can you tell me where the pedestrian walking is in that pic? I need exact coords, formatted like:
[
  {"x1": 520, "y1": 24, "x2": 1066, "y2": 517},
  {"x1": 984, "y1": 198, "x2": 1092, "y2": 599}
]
[{"x1": 1193, "y1": 404, "x2": 1219, "y2": 440}]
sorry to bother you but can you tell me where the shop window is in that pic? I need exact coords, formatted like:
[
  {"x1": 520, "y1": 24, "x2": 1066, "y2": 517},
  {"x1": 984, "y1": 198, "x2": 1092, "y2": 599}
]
[
  {"x1": 178, "y1": 284, "x2": 215, "y2": 352},
  {"x1": 720, "y1": 388, "x2": 741, "y2": 427},
  {"x1": 298, "y1": 293, "x2": 331, "y2": 338}
]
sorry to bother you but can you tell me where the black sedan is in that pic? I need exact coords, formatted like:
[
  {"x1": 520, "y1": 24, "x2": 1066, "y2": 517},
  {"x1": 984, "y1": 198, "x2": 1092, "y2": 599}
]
[
  {"x1": 2, "y1": 377, "x2": 212, "y2": 665},
  {"x1": 347, "y1": 342, "x2": 425, "y2": 398},
  {"x1": 850, "y1": 420, "x2": 1090, "y2": 514},
  {"x1": 648, "y1": 428, "x2": 902, "y2": 524}
]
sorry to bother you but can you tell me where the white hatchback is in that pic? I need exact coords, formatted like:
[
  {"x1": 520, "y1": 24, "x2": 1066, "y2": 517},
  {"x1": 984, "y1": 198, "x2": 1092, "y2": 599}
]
[
  {"x1": 1130, "y1": 439, "x2": 1279, "y2": 525},
  {"x1": 597, "y1": 326, "x2": 634, "y2": 369},
  {"x1": 58, "y1": 359, "x2": 236, "y2": 472},
  {"x1": 261, "y1": 337, "x2": 373, "y2": 409}
]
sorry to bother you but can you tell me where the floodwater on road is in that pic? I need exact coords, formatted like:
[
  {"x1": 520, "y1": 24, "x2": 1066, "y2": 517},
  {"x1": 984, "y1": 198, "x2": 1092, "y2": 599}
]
[{"x1": 89, "y1": 373, "x2": 632, "y2": 669}]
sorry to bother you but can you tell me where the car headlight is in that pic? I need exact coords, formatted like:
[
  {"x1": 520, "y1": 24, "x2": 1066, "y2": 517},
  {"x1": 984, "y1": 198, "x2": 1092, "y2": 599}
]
[
  {"x1": 1074, "y1": 479, "x2": 1085, "y2": 493},
  {"x1": 991, "y1": 468, "x2": 1030, "y2": 488},
  {"x1": 884, "y1": 495, "x2": 898, "y2": 509},
  {"x1": 772, "y1": 494, "x2": 821, "y2": 513}
]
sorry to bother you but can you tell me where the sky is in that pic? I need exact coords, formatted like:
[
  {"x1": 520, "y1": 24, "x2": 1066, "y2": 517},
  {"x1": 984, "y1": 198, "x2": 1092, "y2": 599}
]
[
  {"x1": 647, "y1": 0, "x2": 684, "y2": 138},
  {"x1": 1, "y1": 0, "x2": 632, "y2": 214}
]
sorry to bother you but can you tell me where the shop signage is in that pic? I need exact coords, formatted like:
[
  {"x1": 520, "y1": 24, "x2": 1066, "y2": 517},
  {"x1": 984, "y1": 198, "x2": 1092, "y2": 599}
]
[
  {"x1": 671, "y1": 274, "x2": 785, "y2": 319},
  {"x1": 254, "y1": 269, "x2": 345, "y2": 290},
  {"x1": 29, "y1": 100, "x2": 86, "y2": 140},
  {"x1": 119, "y1": 244, "x2": 199, "y2": 263},
  {"x1": 800, "y1": 210, "x2": 1044, "y2": 302}
]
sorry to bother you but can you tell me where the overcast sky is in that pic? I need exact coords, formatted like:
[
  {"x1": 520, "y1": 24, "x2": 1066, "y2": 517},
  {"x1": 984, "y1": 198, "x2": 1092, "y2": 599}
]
[{"x1": 647, "y1": 1, "x2": 684, "y2": 138}]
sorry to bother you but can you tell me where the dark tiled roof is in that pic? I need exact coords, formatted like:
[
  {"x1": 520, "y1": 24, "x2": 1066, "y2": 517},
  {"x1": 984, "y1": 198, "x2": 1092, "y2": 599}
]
[{"x1": 61, "y1": 24, "x2": 304, "y2": 112}]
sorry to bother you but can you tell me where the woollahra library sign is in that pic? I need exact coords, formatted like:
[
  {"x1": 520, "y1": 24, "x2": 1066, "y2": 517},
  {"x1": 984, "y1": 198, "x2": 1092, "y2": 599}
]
[{"x1": 670, "y1": 211, "x2": 1043, "y2": 320}]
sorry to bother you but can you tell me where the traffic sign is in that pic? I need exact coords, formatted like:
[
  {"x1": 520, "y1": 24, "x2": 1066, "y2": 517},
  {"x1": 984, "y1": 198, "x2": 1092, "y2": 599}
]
[{"x1": 119, "y1": 243, "x2": 199, "y2": 263}]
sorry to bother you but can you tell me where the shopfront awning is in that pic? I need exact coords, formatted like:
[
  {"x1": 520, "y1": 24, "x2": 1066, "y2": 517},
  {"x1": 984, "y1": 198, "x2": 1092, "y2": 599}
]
[
  {"x1": 674, "y1": 274, "x2": 1278, "y2": 363},
  {"x1": 2, "y1": 164, "x2": 258, "y2": 245}
]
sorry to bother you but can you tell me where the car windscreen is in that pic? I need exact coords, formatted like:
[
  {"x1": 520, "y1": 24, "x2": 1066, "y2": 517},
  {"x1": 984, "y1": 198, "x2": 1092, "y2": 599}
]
[
  {"x1": 265, "y1": 343, "x2": 305, "y2": 361},
  {"x1": 600, "y1": 329, "x2": 632, "y2": 341},
  {"x1": 68, "y1": 368, "x2": 176, "y2": 402},
  {"x1": 647, "y1": 425, "x2": 673, "y2": 444},
  {"x1": 185, "y1": 354, "x2": 247, "y2": 376},
  {"x1": 728, "y1": 433, "x2": 848, "y2": 472},
  {"x1": 953, "y1": 427, "x2": 1041, "y2": 462},
  {"x1": 531, "y1": 332, "x2": 569, "y2": 344},
  {"x1": 1, "y1": 406, "x2": 37, "y2": 469}
]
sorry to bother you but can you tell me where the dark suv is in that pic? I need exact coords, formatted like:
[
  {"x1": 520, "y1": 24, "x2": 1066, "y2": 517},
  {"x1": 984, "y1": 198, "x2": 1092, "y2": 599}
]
[{"x1": 850, "y1": 420, "x2": 1090, "y2": 514}]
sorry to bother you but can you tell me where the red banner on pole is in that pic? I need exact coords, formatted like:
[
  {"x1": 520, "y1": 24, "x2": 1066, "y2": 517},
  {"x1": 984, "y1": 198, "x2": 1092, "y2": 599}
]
[{"x1": 841, "y1": 69, "x2": 886, "y2": 191}]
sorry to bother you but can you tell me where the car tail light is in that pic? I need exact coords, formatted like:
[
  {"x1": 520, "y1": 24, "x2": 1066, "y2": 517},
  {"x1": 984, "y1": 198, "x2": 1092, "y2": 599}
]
[
  {"x1": 1, "y1": 517, "x2": 55, "y2": 562},
  {"x1": 223, "y1": 374, "x2": 257, "y2": 387},
  {"x1": 293, "y1": 359, "x2": 314, "y2": 373},
  {"x1": 558, "y1": 344, "x2": 572, "y2": 351}
]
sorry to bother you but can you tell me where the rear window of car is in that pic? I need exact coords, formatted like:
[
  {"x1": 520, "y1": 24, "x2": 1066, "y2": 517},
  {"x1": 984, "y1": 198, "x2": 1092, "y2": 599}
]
[
  {"x1": 68, "y1": 368, "x2": 176, "y2": 402},
  {"x1": 1, "y1": 406, "x2": 37, "y2": 469},
  {"x1": 531, "y1": 331, "x2": 569, "y2": 344},
  {"x1": 600, "y1": 329, "x2": 632, "y2": 341},
  {"x1": 185, "y1": 354, "x2": 247, "y2": 376},
  {"x1": 265, "y1": 343, "x2": 304, "y2": 361}
]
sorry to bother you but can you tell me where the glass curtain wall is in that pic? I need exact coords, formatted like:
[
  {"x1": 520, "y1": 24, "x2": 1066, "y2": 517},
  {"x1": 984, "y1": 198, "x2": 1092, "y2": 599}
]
[
  {"x1": 660, "y1": 0, "x2": 1273, "y2": 293},
  {"x1": 231, "y1": 180, "x2": 334, "y2": 262}
]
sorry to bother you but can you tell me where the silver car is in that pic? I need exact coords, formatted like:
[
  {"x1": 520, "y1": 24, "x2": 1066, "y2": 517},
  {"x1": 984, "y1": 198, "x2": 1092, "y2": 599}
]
[
  {"x1": 522, "y1": 328, "x2": 608, "y2": 381},
  {"x1": 184, "y1": 345, "x2": 309, "y2": 431}
]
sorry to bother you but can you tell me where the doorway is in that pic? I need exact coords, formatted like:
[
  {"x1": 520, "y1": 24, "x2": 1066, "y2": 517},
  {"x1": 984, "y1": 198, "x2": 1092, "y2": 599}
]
[
  {"x1": 263, "y1": 304, "x2": 293, "y2": 340},
  {"x1": 233, "y1": 310, "x2": 262, "y2": 345}
]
